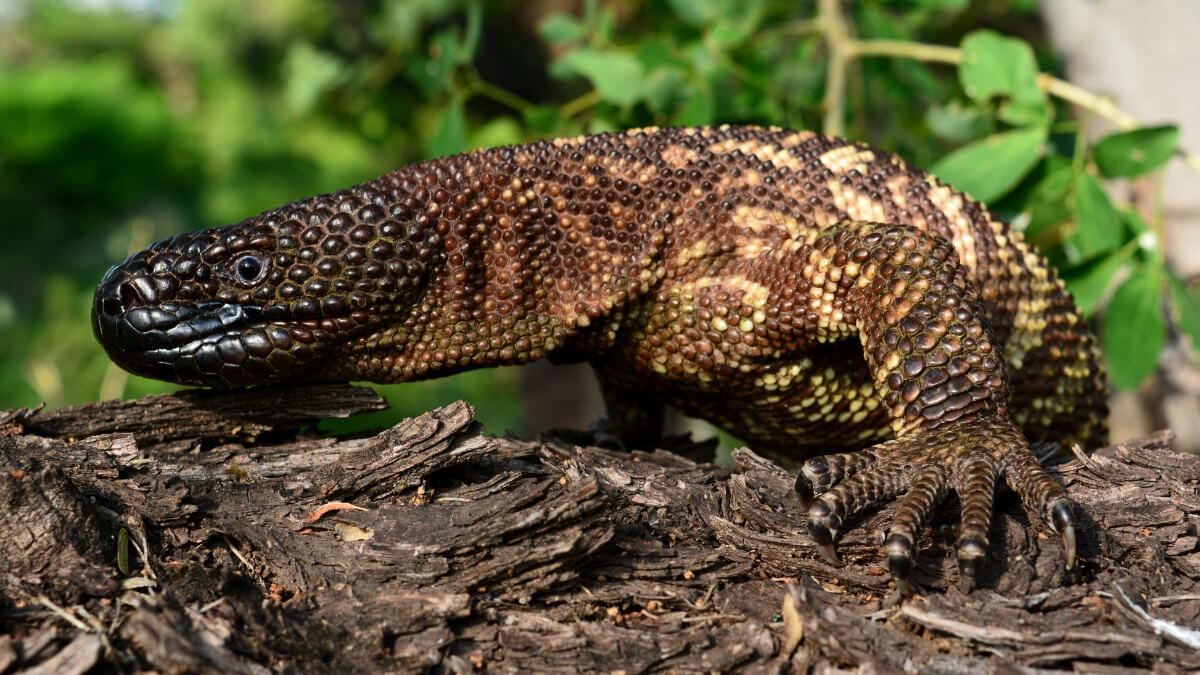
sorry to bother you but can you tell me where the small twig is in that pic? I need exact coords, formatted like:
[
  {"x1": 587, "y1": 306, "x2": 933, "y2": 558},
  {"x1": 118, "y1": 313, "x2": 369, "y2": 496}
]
[
  {"x1": 199, "y1": 598, "x2": 227, "y2": 614},
  {"x1": 1150, "y1": 594, "x2": 1200, "y2": 606},
  {"x1": 224, "y1": 536, "x2": 252, "y2": 569},
  {"x1": 35, "y1": 594, "x2": 92, "y2": 632}
]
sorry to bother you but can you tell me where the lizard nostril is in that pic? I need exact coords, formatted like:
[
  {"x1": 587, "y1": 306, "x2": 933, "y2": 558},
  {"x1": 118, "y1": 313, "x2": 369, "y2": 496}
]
[
  {"x1": 118, "y1": 282, "x2": 140, "y2": 311},
  {"x1": 117, "y1": 277, "x2": 156, "y2": 311}
]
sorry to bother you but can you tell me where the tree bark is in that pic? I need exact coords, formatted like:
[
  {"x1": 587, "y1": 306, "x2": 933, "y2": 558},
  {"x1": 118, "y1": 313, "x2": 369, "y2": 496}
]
[{"x1": 1, "y1": 386, "x2": 1196, "y2": 672}]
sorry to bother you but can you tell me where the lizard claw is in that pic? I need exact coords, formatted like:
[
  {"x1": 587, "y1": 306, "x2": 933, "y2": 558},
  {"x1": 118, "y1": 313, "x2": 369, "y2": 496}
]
[
  {"x1": 885, "y1": 533, "x2": 915, "y2": 596},
  {"x1": 1050, "y1": 498, "x2": 1077, "y2": 569},
  {"x1": 956, "y1": 535, "x2": 988, "y2": 594},
  {"x1": 807, "y1": 501, "x2": 844, "y2": 566}
]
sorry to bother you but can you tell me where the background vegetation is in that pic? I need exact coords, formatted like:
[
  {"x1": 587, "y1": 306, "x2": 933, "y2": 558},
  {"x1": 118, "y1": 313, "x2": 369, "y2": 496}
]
[{"x1": 2, "y1": 0, "x2": 1196, "y2": 437}]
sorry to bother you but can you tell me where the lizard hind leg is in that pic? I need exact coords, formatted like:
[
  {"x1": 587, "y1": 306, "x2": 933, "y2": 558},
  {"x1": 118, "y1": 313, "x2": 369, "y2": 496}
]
[{"x1": 784, "y1": 221, "x2": 1079, "y2": 593}]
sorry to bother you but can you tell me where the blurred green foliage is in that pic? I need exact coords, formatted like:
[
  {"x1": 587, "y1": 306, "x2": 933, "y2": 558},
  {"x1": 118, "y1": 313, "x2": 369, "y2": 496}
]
[{"x1": 1, "y1": 0, "x2": 1195, "y2": 432}]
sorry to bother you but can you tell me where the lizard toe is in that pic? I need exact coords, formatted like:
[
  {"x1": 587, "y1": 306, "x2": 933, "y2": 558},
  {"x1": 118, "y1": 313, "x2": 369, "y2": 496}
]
[
  {"x1": 884, "y1": 463, "x2": 950, "y2": 594},
  {"x1": 952, "y1": 453, "x2": 1000, "y2": 593},
  {"x1": 1005, "y1": 448, "x2": 1079, "y2": 570},
  {"x1": 794, "y1": 449, "x2": 876, "y2": 508},
  {"x1": 802, "y1": 454, "x2": 907, "y2": 568}
]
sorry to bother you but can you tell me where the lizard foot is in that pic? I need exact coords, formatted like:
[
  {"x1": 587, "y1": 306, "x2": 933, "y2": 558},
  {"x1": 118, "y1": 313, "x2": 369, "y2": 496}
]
[{"x1": 793, "y1": 414, "x2": 1076, "y2": 595}]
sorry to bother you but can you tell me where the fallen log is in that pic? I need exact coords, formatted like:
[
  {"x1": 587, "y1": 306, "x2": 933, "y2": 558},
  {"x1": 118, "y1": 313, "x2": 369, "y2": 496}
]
[{"x1": 1, "y1": 386, "x2": 1197, "y2": 672}]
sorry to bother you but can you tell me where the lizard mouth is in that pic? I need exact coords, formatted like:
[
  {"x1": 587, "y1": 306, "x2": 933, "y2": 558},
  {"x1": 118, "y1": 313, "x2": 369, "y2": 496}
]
[{"x1": 92, "y1": 266, "x2": 312, "y2": 387}]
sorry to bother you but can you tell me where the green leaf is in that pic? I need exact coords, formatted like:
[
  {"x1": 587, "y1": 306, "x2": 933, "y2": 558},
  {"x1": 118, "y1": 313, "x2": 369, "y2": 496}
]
[
  {"x1": 404, "y1": 29, "x2": 461, "y2": 97},
  {"x1": 523, "y1": 105, "x2": 572, "y2": 135},
  {"x1": 427, "y1": 101, "x2": 466, "y2": 158},
  {"x1": 1022, "y1": 157, "x2": 1073, "y2": 240},
  {"x1": 666, "y1": 0, "x2": 727, "y2": 25},
  {"x1": 930, "y1": 126, "x2": 1045, "y2": 203},
  {"x1": 1168, "y1": 271, "x2": 1200, "y2": 354},
  {"x1": 1103, "y1": 268, "x2": 1165, "y2": 389},
  {"x1": 550, "y1": 47, "x2": 645, "y2": 107},
  {"x1": 1062, "y1": 246, "x2": 1132, "y2": 315},
  {"x1": 636, "y1": 39, "x2": 679, "y2": 71},
  {"x1": 958, "y1": 30, "x2": 1045, "y2": 106},
  {"x1": 924, "y1": 101, "x2": 992, "y2": 142},
  {"x1": 117, "y1": 528, "x2": 132, "y2": 575},
  {"x1": 1093, "y1": 125, "x2": 1179, "y2": 178},
  {"x1": 282, "y1": 43, "x2": 344, "y2": 113},
  {"x1": 675, "y1": 82, "x2": 714, "y2": 126},
  {"x1": 1122, "y1": 207, "x2": 1152, "y2": 236},
  {"x1": 1067, "y1": 172, "x2": 1124, "y2": 262},
  {"x1": 593, "y1": 6, "x2": 616, "y2": 44},
  {"x1": 998, "y1": 98, "x2": 1050, "y2": 126},
  {"x1": 1121, "y1": 209, "x2": 1161, "y2": 256},
  {"x1": 538, "y1": 13, "x2": 584, "y2": 44},
  {"x1": 709, "y1": 22, "x2": 752, "y2": 49},
  {"x1": 468, "y1": 116, "x2": 523, "y2": 150}
]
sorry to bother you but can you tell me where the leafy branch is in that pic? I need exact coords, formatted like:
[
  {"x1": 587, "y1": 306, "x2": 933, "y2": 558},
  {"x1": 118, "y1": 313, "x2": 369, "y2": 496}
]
[{"x1": 817, "y1": 0, "x2": 1200, "y2": 174}]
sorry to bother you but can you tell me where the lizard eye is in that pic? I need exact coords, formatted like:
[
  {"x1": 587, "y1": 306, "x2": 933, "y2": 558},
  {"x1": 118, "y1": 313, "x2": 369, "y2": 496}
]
[{"x1": 232, "y1": 254, "x2": 267, "y2": 286}]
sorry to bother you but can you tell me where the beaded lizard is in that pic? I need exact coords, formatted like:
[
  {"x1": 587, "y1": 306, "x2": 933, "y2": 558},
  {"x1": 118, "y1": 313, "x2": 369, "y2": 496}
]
[{"x1": 93, "y1": 125, "x2": 1109, "y2": 593}]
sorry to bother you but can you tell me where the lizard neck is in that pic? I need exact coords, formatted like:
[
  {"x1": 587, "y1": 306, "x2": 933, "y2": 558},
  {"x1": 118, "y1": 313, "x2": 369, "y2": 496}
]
[{"x1": 358, "y1": 142, "x2": 668, "y2": 380}]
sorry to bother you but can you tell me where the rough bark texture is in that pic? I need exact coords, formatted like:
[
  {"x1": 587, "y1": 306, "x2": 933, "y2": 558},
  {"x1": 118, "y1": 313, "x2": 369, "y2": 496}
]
[{"x1": 1, "y1": 386, "x2": 1197, "y2": 673}]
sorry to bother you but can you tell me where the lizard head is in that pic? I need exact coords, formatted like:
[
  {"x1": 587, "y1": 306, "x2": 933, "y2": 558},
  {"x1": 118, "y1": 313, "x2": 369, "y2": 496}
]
[{"x1": 93, "y1": 186, "x2": 435, "y2": 387}]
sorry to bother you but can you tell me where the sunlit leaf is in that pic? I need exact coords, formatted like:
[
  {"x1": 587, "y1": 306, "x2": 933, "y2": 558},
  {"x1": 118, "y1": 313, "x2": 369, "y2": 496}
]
[
  {"x1": 958, "y1": 30, "x2": 1045, "y2": 106},
  {"x1": 538, "y1": 13, "x2": 584, "y2": 44},
  {"x1": 1093, "y1": 125, "x2": 1179, "y2": 178},
  {"x1": 282, "y1": 43, "x2": 344, "y2": 113},
  {"x1": 1067, "y1": 172, "x2": 1123, "y2": 262},
  {"x1": 468, "y1": 116, "x2": 524, "y2": 149},
  {"x1": 998, "y1": 98, "x2": 1050, "y2": 126},
  {"x1": 930, "y1": 126, "x2": 1045, "y2": 203},
  {"x1": 1103, "y1": 269, "x2": 1165, "y2": 389},
  {"x1": 550, "y1": 47, "x2": 645, "y2": 106}
]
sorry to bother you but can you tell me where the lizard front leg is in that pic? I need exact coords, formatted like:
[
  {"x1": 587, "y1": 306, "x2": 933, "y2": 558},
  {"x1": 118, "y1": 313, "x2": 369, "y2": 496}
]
[
  {"x1": 789, "y1": 222, "x2": 1077, "y2": 594},
  {"x1": 590, "y1": 368, "x2": 666, "y2": 449}
]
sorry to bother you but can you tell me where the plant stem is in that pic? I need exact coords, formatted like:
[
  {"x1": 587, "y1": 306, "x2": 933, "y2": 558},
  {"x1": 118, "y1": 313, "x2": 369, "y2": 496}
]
[
  {"x1": 850, "y1": 39, "x2": 961, "y2": 65},
  {"x1": 818, "y1": 0, "x2": 850, "y2": 136},
  {"x1": 467, "y1": 72, "x2": 534, "y2": 115},
  {"x1": 560, "y1": 90, "x2": 602, "y2": 119}
]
